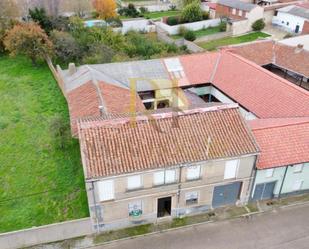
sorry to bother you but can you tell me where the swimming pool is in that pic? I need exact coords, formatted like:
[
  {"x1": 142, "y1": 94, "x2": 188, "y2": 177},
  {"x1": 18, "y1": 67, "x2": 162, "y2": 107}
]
[{"x1": 84, "y1": 20, "x2": 106, "y2": 27}]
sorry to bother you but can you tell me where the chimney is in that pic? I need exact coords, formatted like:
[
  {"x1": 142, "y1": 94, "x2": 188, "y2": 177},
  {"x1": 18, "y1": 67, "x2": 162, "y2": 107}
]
[
  {"x1": 99, "y1": 105, "x2": 105, "y2": 115},
  {"x1": 297, "y1": 44, "x2": 304, "y2": 49},
  {"x1": 68, "y1": 63, "x2": 77, "y2": 75}
]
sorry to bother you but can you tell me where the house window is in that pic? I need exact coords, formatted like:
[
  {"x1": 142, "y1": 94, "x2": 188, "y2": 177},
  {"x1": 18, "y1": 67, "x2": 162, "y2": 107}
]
[
  {"x1": 292, "y1": 180, "x2": 303, "y2": 191},
  {"x1": 293, "y1": 164, "x2": 303, "y2": 173},
  {"x1": 154, "y1": 169, "x2": 176, "y2": 186},
  {"x1": 265, "y1": 168, "x2": 274, "y2": 178},
  {"x1": 127, "y1": 175, "x2": 142, "y2": 190},
  {"x1": 186, "y1": 165, "x2": 201, "y2": 181},
  {"x1": 232, "y1": 8, "x2": 236, "y2": 15},
  {"x1": 97, "y1": 180, "x2": 114, "y2": 201},
  {"x1": 287, "y1": 22, "x2": 289, "y2": 26},
  {"x1": 185, "y1": 192, "x2": 198, "y2": 205},
  {"x1": 224, "y1": 159, "x2": 239, "y2": 179},
  {"x1": 238, "y1": 10, "x2": 242, "y2": 16},
  {"x1": 128, "y1": 200, "x2": 143, "y2": 217}
]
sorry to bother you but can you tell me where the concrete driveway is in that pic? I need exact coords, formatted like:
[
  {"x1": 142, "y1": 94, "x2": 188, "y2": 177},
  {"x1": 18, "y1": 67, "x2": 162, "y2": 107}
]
[{"x1": 91, "y1": 203, "x2": 309, "y2": 249}]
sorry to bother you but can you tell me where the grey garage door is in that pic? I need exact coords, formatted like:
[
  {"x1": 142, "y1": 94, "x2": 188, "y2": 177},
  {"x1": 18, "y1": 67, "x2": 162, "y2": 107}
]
[
  {"x1": 212, "y1": 182, "x2": 242, "y2": 208},
  {"x1": 252, "y1": 182, "x2": 276, "y2": 201}
]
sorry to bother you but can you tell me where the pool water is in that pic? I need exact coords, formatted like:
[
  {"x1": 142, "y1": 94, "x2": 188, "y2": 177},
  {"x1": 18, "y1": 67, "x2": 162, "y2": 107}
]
[{"x1": 84, "y1": 20, "x2": 106, "y2": 27}]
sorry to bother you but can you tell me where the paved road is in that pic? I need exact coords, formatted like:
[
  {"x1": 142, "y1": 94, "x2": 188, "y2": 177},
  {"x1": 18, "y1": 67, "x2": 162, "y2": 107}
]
[{"x1": 91, "y1": 203, "x2": 309, "y2": 249}]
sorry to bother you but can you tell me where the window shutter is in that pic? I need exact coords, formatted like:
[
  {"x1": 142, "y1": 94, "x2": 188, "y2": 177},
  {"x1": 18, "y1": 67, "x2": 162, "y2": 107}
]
[
  {"x1": 97, "y1": 180, "x2": 114, "y2": 201},
  {"x1": 293, "y1": 164, "x2": 303, "y2": 173},
  {"x1": 224, "y1": 160, "x2": 239, "y2": 179},
  {"x1": 127, "y1": 175, "x2": 142, "y2": 190},
  {"x1": 265, "y1": 168, "x2": 274, "y2": 178},
  {"x1": 154, "y1": 171, "x2": 165, "y2": 185},
  {"x1": 186, "y1": 166, "x2": 201, "y2": 180},
  {"x1": 165, "y1": 170, "x2": 176, "y2": 184}
]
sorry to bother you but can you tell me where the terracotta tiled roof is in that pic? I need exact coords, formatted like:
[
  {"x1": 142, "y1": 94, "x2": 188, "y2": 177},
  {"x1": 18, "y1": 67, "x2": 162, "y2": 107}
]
[
  {"x1": 78, "y1": 105, "x2": 259, "y2": 178},
  {"x1": 67, "y1": 81, "x2": 101, "y2": 135},
  {"x1": 212, "y1": 51, "x2": 309, "y2": 118},
  {"x1": 250, "y1": 118, "x2": 309, "y2": 169},
  {"x1": 67, "y1": 80, "x2": 145, "y2": 136},
  {"x1": 179, "y1": 52, "x2": 220, "y2": 85},
  {"x1": 227, "y1": 40, "x2": 309, "y2": 77}
]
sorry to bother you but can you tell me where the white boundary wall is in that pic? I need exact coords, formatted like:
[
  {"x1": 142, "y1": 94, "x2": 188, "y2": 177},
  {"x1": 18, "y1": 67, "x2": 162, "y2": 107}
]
[
  {"x1": 156, "y1": 19, "x2": 221, "y2": 35},
  {"x1": 0, "y1": 218, "x2": 92, "y2": 249}
]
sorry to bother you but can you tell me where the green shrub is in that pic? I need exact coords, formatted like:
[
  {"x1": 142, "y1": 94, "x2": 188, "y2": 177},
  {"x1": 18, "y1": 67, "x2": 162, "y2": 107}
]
[
  {"x1": 50, "y1": 30, "x2": 81, "y2": 64},
  {"x1": 118, "y1": 3, "x2": 139, "y2": 18},
  {"x1": 181, "y1": 1, "x2": 203, "y2": 23},
  {"x1": 252, "y1": 19, "x2": 265, "y2": 31},
  {"x1": 219, "y1": 21, "x2": 227, "y2": 32},
  {"x1": 169, "y1": 4, "x2": 177, "y2": 11},
  {"x1": 139, "y1": 7, "x2": 148, "y2": 14},
  {"x1": 202, "y1": 11, "x2": 209, "y2": 20},
  {"x1": 184, "y1": 30, "x2": 196, "y2": 41},
  {"x1": 167, "y1": 16, "x2": 179, "y2": 26}
]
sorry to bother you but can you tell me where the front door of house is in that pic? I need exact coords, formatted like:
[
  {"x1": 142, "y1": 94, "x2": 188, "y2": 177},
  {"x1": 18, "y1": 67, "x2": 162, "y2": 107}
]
[
  {"x1": 157, "y1": 197, "x2": 172, "y2": 218},
  {"x1": 295, "y1": 25, "x2": 300, "y2": 33}
]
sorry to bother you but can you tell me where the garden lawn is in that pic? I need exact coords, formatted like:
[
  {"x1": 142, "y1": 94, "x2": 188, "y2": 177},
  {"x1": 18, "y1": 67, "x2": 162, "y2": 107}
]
[
  {"x1": 0, "y1": 56, "x2": 89, "y2": 233},
  {"x1": 144, "y1": 10, "x2": 181, "y2": 20},
  {"x1": 197, "y1": 32, "x2": 270, "y2": 51},
  {"x1": 120, "y1": 10, "x2": 181, "y2": 20},
  {"x1": 171, "y1": 26, "x2": 222, "y2": 40}
]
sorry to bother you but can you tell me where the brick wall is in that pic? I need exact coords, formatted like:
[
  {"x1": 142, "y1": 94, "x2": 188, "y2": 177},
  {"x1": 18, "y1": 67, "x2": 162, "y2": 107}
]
[
  {"x1": 302, "y1": 20, "x2": 309, "y2": 34},
  {"x1": 216, "y1": 4, "x2": 247, "y2": 20}
]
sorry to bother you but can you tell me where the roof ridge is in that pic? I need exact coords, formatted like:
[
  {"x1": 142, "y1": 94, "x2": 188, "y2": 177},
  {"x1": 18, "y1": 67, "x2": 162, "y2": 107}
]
[
  {"x1": 79, "y1": 103, "x2": 239, "y2": 129},
  {"x1": 252, "y1": 119, "x2": 309, "y2": 131},
  {"x1": 210, "y1": 52, "x2": 222, "y2": 82},
  {"x1": 225, "y1": 51, "x2": 309, "y2": 97}
]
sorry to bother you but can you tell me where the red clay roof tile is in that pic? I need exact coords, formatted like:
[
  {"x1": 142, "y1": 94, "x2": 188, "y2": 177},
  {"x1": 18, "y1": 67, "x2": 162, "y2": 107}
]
[
  {"x1": 250, "y1": 118, "x2": 309, "y2": 169},
  {"x1": 78, "y1": 105, "x2": 259, "y2": 178}
]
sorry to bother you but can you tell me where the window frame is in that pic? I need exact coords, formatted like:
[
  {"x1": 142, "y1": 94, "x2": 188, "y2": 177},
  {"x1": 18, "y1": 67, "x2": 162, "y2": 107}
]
[
  {"x1": 127, "y1": 174, "x2": 143, "y2": 191},
  {"x1": 153, "y1": 169, "x2": 177, "y2": 186},
  {"x1": 224, "y1": 159, "x2": 239, "y2": 179},
  {"x1": 186, "y1": 165, "x2": 201, "y2": 181},
  {"x1": 293, "y1": 164, "x2": 303, "y2": 173},
  {"x1": 292, "y1": 180, "x2": 303, "y2": 191},
  {"x1": 97, "y1": 180, "x2": 114, "y2": 202},
  {"x1": 185, "y1": 191, "x2": 199, "y2": 205},
  {"x1": 265, "y1": 168, "x2": 274, "y2": 178},
  {"x1": 232, "y1": 8, "x2": 236, "y2": 15}
]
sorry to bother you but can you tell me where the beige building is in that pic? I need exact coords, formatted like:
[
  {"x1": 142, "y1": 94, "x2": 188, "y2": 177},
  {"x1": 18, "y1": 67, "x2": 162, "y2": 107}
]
[{"x1": 78, "y1": 104, "x2": 259, "y2": 232}]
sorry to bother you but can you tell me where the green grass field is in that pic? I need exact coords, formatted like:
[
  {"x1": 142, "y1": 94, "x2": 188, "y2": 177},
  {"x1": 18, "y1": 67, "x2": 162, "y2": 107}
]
[
  {"x1": 0, "y1": 56, "x2": 89, "y2": 233},
  {"x1": 171, "y1": 26, "x2": 222, "y2": 40},
  {"x1": 144, "y1": 10, "x2": 181, "y2": 19},
  {"x1": 197, "y1": 32, "x2": 270, "y2": 51},
  {"x1": 120, "y1": 10, "x2": 181, "y2": 20}
]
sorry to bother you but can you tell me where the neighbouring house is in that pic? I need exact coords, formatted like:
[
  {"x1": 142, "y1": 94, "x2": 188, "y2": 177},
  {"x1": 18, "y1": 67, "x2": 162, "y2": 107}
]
[
  {"x1": 278, "y1": 33, "x2": 309, "y2": 50},
  {"x1": 57, "y1": 50, "x2": 309, "y2": 136},
  {"x1": 272, "y1": 3, "x2": 309, "y2": 34},
  {"x1": 249, "y1": 118, "x2": 309, "y2": 200},
  {"x1": 262, "y1": 0, "x2": 305, "y2": 24},
  {"x1": 226, "y1": 38, "x2": 309, "y2": 89},
  {"x1": 56, "y1": 48, "x2": 309, "y2": 232},
  {"x1": 215, "y1": 0, "x2": 264, "y2": 35},
  {"x1": 78, "y1": 104, "x2": 259, "y2": 231}
]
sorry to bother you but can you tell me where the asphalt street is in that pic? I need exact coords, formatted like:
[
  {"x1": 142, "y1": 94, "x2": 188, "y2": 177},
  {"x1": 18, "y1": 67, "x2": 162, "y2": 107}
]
[{"x1": 90, "y1": 203, "x2": 309, "y2": 249}]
